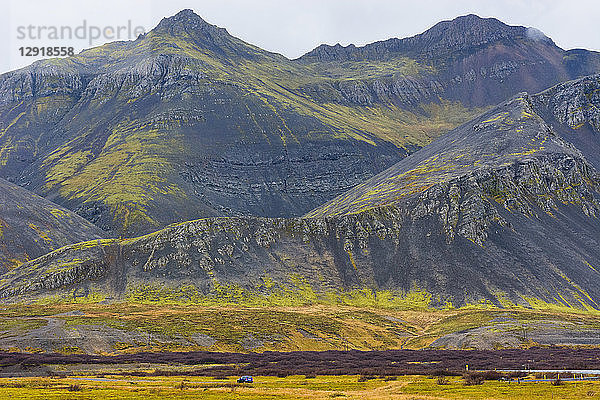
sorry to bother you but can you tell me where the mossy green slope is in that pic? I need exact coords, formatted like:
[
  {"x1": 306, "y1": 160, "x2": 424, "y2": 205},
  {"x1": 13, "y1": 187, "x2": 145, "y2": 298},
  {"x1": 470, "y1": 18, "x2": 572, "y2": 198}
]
[{"x1": 0, "y1": 178, "x2": 105, "y2": 271}]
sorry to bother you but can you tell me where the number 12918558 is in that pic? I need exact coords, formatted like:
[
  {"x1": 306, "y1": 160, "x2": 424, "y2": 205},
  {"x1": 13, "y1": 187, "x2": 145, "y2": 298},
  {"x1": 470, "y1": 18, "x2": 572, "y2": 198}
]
[{"x1": 19, "y1": 47, "x2": 75, "y2": 57}]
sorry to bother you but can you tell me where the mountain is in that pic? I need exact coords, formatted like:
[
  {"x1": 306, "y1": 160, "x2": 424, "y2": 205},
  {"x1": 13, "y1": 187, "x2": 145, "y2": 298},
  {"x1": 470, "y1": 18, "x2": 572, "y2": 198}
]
[
  {"x1": 0, "y1": 178, "x2": 105, "y2": 271},
  {"x1": 0, "y1": 11, "x2": 598, "y2": 236},
  {"x1": 2, "y1": 75, "x2": 599, "y2": 309},
  {"x1": 0, "y1": 10, "x2": 417, "y2": 235},
  {"x1": 299, "y1": 14, "x2": 600, "y2": 107}
]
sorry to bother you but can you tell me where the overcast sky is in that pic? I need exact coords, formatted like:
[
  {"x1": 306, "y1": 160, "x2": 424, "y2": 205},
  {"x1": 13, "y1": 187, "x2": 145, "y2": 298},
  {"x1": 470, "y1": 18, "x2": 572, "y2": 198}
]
[{"x1": 1, "y1": 0, "x2": 599, "y2": 74}]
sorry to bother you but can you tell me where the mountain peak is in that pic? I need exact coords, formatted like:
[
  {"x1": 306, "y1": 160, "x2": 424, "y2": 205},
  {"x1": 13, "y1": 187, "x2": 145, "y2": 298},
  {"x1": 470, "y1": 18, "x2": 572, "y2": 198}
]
[
  {"x1": 431, "y1": 13, "x2": 508, "y2": 34},
  {"x1": 420, "y1": 13, "x2": 551, "y2": 48},
  {"x1": 153, "y1": 9, "x2": 231, "y2": 41},
  {"x1": 148, "y1": 9, "x2": 275, "y2": 60},
  {"x1": 156, "y1": 9, "x2": 210, "y2": 29},
  {"x1": 299, "y1": 14, "x2": 555, "y2": 62}
]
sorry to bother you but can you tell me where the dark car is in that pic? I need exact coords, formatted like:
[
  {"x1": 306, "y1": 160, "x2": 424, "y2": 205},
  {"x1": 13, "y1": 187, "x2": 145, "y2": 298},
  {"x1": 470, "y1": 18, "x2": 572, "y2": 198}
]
[{"x1": 237, "y1": 376, "x2": 253, "y2": 383}]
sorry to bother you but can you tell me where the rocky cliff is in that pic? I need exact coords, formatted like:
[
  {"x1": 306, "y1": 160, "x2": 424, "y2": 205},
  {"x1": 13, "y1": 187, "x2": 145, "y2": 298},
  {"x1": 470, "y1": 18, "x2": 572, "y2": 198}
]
[{"x1": 532, "y1": 74, "x2": 600, "y2": 168}]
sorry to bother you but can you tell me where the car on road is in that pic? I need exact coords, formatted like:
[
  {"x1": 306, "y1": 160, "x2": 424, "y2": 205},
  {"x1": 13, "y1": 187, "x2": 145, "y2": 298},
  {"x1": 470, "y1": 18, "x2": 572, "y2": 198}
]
[{"x1": 237, "y1": 376, "x2": 253, "y2": 383}]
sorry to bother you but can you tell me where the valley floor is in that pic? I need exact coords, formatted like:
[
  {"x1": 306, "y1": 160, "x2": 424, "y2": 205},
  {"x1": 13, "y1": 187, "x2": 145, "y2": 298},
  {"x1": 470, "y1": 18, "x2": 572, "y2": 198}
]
[
  {"x1": 1, "y1": 302, "x2": 600, "y2": 353},
  {"x1": 0, "y1": 374, "x2": 598, "y2": 399}
]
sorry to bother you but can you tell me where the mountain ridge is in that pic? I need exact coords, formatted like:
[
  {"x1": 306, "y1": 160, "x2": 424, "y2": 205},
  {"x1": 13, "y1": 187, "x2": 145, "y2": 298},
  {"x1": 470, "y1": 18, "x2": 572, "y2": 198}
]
[
  {"x1": 298, "y1": 13, "x2": 600, "y2": 107},
  {"x1": 299, "y1": 14, "x2": 551, "y2": 62}
]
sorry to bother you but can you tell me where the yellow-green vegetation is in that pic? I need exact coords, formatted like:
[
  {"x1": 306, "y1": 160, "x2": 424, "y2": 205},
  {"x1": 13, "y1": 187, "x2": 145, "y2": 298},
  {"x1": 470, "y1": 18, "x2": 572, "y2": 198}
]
[
  {"x1": 48, "y1": 208, "x2": 69, "y2": 219},
  {"x1": 303, "y1": 101, "x2": 484, "y2": 148},
  {"x1": 125, "y1": 283, "x2": 433, "y2": 310},
  {"x1": 43, "y1": 120, "x2": 188, "y2": 232},
  {"x1": 0, "y1": 112, "x2": 26, "y2": 143},
  {"x1": 231, "y1": 58, "x2": 481, "y2": 148},
  {"x1": 400, "y1": 375, "x2": 600, "y2": 400},
  {"x1": 0, "y1": 374, "x2": 598, "y2": 400},
  {"x1": 26, "y1": 223, "x2": 52, "y2": 243},
  {"x1": 0, "y1": 318, "x2": 47, "y2": 333},
  {"x1": 234, "y1": 56, "x2": 484, "y2": 148}
]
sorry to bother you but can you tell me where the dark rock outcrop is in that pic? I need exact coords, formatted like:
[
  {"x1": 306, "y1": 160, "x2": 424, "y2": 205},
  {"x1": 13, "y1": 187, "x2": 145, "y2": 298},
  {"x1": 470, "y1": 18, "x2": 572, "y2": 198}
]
[{"x1": 532, "y1": 74, "x2": 600, "y2": 168}]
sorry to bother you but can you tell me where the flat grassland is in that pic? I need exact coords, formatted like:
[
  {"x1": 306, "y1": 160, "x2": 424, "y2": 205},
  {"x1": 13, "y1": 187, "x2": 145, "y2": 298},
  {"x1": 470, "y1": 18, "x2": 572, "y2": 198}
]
[
  {"x1": 0, "y1": 374, "x2": 598, "y2": 399},
  {"x1": 1, "y1": 302, "x2": 600, "y2": 353},
  {"x1": 1, "y1": 303, "x2": 600, "y2": 398}
]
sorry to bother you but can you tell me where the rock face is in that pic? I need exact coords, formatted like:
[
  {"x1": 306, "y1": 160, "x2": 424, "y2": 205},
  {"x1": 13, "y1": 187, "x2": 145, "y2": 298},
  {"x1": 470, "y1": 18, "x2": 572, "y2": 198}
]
[
  {"x1": 0, "y1": 178, "x2": 105, "y2": 271},
  {"x1": 0, "y1": 11, "x2": 598, "y2": 235},
  {"x1": 2, "y1": 78, "x2": 600, "y2": 309},
  {"x1": 532, "y1": 74, "x2": 600, "y2": 168}
]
